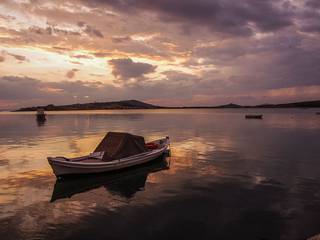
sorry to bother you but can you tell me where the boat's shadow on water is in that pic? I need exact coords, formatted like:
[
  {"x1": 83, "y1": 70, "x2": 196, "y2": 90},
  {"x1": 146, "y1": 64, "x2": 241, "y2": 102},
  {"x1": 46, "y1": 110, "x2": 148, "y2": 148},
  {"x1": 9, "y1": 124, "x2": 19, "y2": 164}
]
[{"x1": 50, "y1": 154, "x2": 170, "y2": 202}]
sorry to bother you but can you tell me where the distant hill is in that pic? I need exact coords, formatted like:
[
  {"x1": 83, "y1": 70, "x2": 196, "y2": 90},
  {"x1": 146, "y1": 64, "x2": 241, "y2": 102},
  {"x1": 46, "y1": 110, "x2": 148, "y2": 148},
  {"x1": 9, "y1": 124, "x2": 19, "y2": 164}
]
[
  {"x1": 16, "y1": 100, "x2": 160, "y2": 111},
  {"x1": 180, "y1": 100, "x2": 320, "y2": 109},
  {"x1": 254, "y1": 100, "x2": 320, "y2": 108},
  {"x1": 215, "y1": 103, "x2": 242, "y2": 108},
  {"x1": 193, "y1": 100, "x2": 320, "y2": 109},
  {"x1": 15, "y1": 99, "x2": 320, "y2": 111}
]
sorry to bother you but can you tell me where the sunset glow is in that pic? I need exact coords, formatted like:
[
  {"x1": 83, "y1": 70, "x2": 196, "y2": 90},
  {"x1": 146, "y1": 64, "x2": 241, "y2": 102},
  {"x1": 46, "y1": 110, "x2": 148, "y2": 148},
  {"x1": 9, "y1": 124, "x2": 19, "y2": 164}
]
[{"x1": 1, "y1": 0, "x2": 320, "y2": 109}]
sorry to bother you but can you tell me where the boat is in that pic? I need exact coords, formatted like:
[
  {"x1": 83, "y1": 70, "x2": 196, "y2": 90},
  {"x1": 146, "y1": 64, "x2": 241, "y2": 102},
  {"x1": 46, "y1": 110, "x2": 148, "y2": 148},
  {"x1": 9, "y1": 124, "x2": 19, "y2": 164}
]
[
  {"x1": 36, "y1": 108, "x2": 46, "y2": 121},
  {"x1": 316, "y1": 112, "x2": 320, "y2": 115},
  {"x1": 245, "y1": 114, "x2": 263, "y2": 119},
  {"x1": 50, "y1": 155, "x2": 170, "y2": 202},
  {"x1": 48, "y1": 132, "x2": 170, "y2": 178}
]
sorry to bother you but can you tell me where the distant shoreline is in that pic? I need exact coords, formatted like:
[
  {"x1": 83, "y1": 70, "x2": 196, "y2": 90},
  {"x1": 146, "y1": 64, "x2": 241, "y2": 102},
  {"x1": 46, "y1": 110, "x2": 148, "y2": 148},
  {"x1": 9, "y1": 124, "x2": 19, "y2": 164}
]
[{"x1": 13, "y1": 99, "x2": 320, "y2": 112}]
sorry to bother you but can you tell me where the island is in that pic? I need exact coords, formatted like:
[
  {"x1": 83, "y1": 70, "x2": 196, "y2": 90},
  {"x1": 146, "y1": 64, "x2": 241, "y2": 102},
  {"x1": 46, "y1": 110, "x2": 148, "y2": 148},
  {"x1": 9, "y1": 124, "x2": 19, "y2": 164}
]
[
  {"x1": 16, "y1": 100, "x2": 161, "y2": 111},
  {"x1": 15, "y1": 99, "x2": 320, "y2": 111}
]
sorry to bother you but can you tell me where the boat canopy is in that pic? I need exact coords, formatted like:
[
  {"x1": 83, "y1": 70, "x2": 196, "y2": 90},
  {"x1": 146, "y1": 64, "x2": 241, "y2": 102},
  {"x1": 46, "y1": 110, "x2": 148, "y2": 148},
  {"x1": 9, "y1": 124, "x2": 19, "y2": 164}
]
[{"x1": 94, "y1": 132, "x2": 147, "y2": 161}]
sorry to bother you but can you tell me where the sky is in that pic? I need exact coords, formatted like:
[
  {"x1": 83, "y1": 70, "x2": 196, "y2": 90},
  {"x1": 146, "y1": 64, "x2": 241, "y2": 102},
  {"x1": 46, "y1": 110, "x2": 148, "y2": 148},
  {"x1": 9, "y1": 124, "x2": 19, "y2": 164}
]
[{"x1": 0, "y1": 0, "x2": 320, "y2": 109}]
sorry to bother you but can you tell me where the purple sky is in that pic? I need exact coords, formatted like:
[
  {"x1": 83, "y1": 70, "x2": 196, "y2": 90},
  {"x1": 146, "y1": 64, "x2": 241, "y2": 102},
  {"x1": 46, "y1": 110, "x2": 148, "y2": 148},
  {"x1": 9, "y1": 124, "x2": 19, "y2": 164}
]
[{"x1": 0, "y1": 0, "x2": 320, "y2": 108}]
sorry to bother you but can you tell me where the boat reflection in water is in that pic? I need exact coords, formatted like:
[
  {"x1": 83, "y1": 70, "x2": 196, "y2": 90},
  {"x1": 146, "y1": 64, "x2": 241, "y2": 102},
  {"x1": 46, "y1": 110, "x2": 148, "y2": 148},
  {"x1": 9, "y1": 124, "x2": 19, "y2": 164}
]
[
  {"x1": 36, "y1": 118, "x2": 46, "y2": 126},
  {"x1": 50, "y1": 154, "x2": 170, "y2": 202},
  {"x1": 36, "y1": 109, "x2": 46, "y2": 126}
]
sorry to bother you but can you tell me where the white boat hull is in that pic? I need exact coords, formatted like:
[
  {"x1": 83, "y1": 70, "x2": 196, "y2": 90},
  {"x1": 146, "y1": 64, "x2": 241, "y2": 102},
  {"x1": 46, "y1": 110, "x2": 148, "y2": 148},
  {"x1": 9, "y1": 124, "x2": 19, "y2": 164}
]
[{"x1": 48, "y1": 138, "x2": 169, "y2": 177}]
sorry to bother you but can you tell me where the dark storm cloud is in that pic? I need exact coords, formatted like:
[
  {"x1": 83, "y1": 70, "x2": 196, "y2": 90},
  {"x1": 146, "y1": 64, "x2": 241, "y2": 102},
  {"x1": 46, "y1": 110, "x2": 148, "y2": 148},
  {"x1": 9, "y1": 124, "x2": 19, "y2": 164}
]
[
  {"x1": 87, "y1": 0, "x2": 294, "y2": 36},
  {"x1": 108, "y1": 58, "x2": 157, "y2": 82}
]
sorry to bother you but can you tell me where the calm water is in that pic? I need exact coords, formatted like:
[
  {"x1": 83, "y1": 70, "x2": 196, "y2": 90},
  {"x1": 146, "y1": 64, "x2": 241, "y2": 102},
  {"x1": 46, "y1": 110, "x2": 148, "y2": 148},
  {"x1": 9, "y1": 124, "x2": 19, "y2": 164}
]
[{"x1": 0, "y1": 109, "x2": 320, "y2": 240}]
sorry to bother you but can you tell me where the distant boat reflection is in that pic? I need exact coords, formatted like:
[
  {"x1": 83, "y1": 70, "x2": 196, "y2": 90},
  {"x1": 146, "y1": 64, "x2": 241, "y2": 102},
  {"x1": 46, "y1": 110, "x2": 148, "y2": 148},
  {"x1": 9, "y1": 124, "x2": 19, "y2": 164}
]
[
  {"x1": 50, "y1": 155, "x2": 170, "y2": 202},
  {"x1": 36, "y1": 118, "x2": 46, "y2": 126}
]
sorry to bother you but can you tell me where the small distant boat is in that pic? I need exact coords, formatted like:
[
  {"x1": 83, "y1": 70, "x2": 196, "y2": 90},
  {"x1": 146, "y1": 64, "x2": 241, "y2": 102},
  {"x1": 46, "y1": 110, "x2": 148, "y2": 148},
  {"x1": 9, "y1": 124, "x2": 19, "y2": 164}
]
[
  {"x1": 316, "y1": 112, "x2": 320, "y2": 115},
  {"x1": 48, "y1": 132, "x2": 170, "y2": 178},
  {"x1": 245, "y1": 114, "x2": 263, "y2": 119},
  {"x1": 36, "y1": 108, "x2": 46, "y2": 121}
]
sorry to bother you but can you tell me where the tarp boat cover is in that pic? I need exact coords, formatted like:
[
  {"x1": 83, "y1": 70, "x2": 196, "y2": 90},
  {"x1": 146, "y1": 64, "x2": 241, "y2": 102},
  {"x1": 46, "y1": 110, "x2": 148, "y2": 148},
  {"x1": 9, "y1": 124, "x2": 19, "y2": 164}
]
[{"x1": 94, "y1": 132, "x2": 148, "y2": 161}]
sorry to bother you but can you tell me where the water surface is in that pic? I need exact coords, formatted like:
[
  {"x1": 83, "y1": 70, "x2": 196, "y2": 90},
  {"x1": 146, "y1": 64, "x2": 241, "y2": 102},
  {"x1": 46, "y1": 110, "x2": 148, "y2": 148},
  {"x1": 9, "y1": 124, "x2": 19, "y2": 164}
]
[{"x1": 0, "y1": 109, "x2": 320, "y2": 240}]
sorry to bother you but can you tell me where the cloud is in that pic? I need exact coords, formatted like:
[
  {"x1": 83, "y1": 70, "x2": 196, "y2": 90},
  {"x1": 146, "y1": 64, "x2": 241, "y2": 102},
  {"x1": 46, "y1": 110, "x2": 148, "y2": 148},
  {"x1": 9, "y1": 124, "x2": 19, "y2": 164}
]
[
  {"x1": 29, "y1": 26, "x2": 53, "y2": 35},
  {"x1": 1, "y1": 0, "x2": 320, "y2": 107},
  {"x1": 66, "y1": 69, "x2": 79, "y2": 79},
  {"x1": 305, "y1": 0, "x2": 320, "y2": 9},
  {"x1": 77, "y1": 22, "x2": 104, "y2": 38},
  {"x1": 84, "y1": 25, "x2": 104, "y2": 38},
  {"x1": 0, "y1": 14, "x2": 15, "y2": 21},
  {"x1": 7, "y1": 53, "x2": 27, "y2": 62},
  {"x1": 0, "y1": 76, "x2": 115, "y2": 108},
  {"x1": 29, "y1": 23, "x2": 104, "y2": 38},
  {"x1": 0, "y1": 51, "x2": 27, "y2": 62},
  {"x1": 70, "y1": 61, "x2": 83, "y2": 65},
  {"x1": 52, "y1": 46, "x2": 73, "y2": 52},
  {"x1": 77, "y1": 21, "x2": 86, "y2": 28},
  {"x1": 72, "y1": 54, "x2": 93, "y2": 59},
  {"x1": 89, "y1": 0, "x2": 293, "y2": 36},
  {"x1": 10, "y1": 54, "x2": 26, "y2": 62},
  {"x1": 108, "y1": 58, "x2": 157, "y2": 83},
  {"x1": 92, "y1": 52, "x2": 112, "y2": 58},
  {"x1": 298, "y1": 10, "x2": 320, "y2": 33},
  {"x1": 1, "y1": 73, "x2": 319, "y2": 110},
  {"x1": 185, "y1": 29, "x2": 320, "y2": 91},
  {"x1": 162, "y1": 71, "x2": 200, "y2": 85},
  {"x1": 111, "y1": 36, "x2": 132, "y2": 43},
  {"x1": 29, "y1": 25, "x2": 81, "y2": 36},
  {"x1": 0, "y1": 76, "x2": 43, "y2": 100}
]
